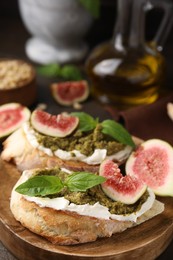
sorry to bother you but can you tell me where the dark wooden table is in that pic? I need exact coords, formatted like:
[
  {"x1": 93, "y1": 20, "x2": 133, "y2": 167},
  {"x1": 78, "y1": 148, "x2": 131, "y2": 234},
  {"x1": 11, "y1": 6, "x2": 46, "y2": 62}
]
[{"x1": 0, "y1": 3, "x2": 173, "y2": 259}]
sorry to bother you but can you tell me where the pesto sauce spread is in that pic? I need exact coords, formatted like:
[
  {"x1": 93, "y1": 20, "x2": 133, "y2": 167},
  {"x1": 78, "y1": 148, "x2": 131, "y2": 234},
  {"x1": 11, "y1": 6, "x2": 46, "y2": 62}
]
[
  {"x1": 37, "y1": 168, "x2": 149, "y2": 215},
  {"x1": 35, "y1": 124, "x2": 125, "y2": 156}
]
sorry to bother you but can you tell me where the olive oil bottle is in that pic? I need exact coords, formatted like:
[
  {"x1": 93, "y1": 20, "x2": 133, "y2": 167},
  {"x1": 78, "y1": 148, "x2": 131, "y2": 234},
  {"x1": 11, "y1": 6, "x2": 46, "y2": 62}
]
[{"x1": 86, "y1": 0, "x2": 173, "y2": 109}]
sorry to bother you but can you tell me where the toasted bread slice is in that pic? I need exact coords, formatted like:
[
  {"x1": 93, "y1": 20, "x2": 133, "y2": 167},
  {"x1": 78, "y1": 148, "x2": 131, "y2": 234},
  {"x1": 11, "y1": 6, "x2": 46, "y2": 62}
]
[
  {"x1": 10, "y1": 169, "x2": 164, "y2": 245},
  {"x1": 1, "y1": 128, "x2": 102, "y2": 172},
  {"x1": 1, "y1": 126, "x2": 139, "y2": 172}
]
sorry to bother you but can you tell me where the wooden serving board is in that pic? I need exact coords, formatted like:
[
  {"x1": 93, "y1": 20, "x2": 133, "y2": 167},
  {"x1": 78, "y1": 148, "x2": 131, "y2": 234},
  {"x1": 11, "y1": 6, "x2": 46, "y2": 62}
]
[{"x1": 0, "y1": 160, "x2": 173, "y2": 260}]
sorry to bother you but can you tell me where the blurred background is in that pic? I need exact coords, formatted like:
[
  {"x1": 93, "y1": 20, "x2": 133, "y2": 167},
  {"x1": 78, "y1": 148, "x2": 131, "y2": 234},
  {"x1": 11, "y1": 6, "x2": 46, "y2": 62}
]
[
  {"x1": 0, "y1": 0, "x2": 173, "y2": 89},
  {"x1": 0, "y1": 0, "x2": 117, "y2": 58}
]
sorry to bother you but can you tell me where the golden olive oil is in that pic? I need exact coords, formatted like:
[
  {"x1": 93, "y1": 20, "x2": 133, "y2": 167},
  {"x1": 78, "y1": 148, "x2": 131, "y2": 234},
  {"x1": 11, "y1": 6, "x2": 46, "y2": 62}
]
[{"x1": 86, "y1": 42, "x2": 166, "y2": 109}]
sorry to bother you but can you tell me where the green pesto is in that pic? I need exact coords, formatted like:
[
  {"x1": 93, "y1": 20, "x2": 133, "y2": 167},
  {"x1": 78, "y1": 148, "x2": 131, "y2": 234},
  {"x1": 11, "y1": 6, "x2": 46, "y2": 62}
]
[
  {"x1": 36, "y1": 124, "x2": 125, "y2": 156},
  {"x1": 36, "y1": 168, "x2": 149, "y2": 215},
  {"x1": 64, "y1": 186, "x2": 149, "y2": 215}
]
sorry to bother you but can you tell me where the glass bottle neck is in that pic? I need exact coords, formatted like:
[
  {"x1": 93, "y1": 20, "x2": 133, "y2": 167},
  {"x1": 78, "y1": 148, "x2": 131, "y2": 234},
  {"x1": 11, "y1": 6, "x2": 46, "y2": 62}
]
[
  {"x1": 112, "y1": 0, "x2": 133, "y2": 51},
  {"x1": 112, "y1": 0, "x2": 145, "y2": 51}
]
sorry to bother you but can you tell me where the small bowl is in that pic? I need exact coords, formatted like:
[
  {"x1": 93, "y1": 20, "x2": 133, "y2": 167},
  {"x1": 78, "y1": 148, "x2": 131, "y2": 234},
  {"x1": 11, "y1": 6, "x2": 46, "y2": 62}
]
[{"x1": 0, "y1": 58, "x2": 37, "y2": 106}]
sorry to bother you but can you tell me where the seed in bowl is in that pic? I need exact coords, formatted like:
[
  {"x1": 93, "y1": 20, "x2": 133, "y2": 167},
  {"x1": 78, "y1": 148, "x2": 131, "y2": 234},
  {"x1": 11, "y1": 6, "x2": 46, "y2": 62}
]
[
  {"x1": 0, "y1": 60, "x2": 34, "y2": 89},
  {"x1": 0, "y1": 59, "x2": 37, "y2": 106}
]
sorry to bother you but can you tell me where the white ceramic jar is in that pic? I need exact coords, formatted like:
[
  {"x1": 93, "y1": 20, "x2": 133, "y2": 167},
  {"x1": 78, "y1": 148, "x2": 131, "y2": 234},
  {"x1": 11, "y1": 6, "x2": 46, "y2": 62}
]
[{"x1": 18, "y1": 0, "x2": 93, "y2": 64}]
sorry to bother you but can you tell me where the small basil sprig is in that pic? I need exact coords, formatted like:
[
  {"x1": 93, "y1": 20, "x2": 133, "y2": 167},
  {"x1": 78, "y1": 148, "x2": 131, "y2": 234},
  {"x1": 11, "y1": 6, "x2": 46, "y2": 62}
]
[
  {"x1": 37, "y1": 63, "x2": 83, "y2": 80},
  {"x1": 71, "y1": 112, "x2": 98, "y2": 132},
  {"x1": 101, "y1": 120, "x2": 135, "y2": 148},
  {"x1": 15, "y1": 172, "x2": 105, "y2": 197}
]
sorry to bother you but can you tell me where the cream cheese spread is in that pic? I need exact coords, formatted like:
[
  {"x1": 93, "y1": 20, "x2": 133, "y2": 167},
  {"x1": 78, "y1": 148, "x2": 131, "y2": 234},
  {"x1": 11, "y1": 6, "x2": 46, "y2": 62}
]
[{"x1": 24, "y1": 189, "x2": 155, "y2": 222}]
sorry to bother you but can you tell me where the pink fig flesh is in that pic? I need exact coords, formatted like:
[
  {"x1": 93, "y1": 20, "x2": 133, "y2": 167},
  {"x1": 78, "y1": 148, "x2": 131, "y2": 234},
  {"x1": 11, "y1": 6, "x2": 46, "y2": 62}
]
[
  {"x1": 126, "y1": 139, "x2": 173, "y2": 196},
  {"x1": 31, "y1": 110, "x2": 79, "y2": 137},
  {"x1": 99, "y1": 159, "x2": 147, "y2": 204},
  {"x1": 51, "y1": 80, "x2": 89, "y2": 106},
  {"x1": 0, "y1": 103, "x2": 30, "y2": 138}
]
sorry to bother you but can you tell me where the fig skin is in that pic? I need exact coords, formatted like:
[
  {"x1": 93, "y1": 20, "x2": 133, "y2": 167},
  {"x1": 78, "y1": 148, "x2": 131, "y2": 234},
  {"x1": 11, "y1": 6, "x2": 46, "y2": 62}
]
[
  {"x1": 99, "y1": 159, "x2": 147, "y2": 204},
  {"x1": 126, "y1": 139, "x2": 173, "y2": 197},
  {"x1": 31, "y1": 110, "x2": 79, "y2": 137},
  {"x1": 50, "y1": 80, "x2": 89, "y2": 106},
  {"x1": 0, "y1": 103, "x2": 31, "y2": 139}
]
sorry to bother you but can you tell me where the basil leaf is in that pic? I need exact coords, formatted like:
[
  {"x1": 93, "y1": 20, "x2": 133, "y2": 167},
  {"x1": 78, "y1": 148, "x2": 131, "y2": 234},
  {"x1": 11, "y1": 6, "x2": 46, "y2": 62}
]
[
  {"x1": 71, "y1": 112, "x2": 98, "y2": 132},
  {"x1": 15, "y1": 175, "x2": 64, "y2": 197},
  {"x1": 15, "y1": 172, "x2": 105, "y2": 197},
  {"x1": 37, "y1": 64, "x2": 83, "y2": 80},
  {"x1": 101, "y1": 120, "x2": 135, "y2": 148},
  {"x1": 65, "y1": 172, "x2": 106, "y2": 192},
  {"x1": 37, "y1": 63, "x2": 61, "y2": 77},
  {"x1": 60, "y1": 65, "x2": 83, "y2": 80},
  {"x1": 78, "y1": 0, "x2": 100, "y2": 18}
]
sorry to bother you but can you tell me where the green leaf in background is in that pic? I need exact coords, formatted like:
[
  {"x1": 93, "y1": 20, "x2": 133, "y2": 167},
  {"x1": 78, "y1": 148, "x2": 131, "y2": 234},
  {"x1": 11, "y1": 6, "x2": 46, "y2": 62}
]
[
  {"x1": 71, "y1": 112, "x2": 98, "y2": 132},
  {"x1": 61, "y1": 65, "x2": 83, "y2": 80},
  {"x1": 101, "y1": 120, "x2": 135, "y2": 148},
  {"x1": 15, "y1": 175, "x2": 64, "y2": 197},
  {"x1": 65, "y1": 172, "x2": 106, "y2": 192},
  {"x1": 37, "y1": 63, "x2": 83, "y2": 81},
  {"x1": 36, "y1": 63, "x2": 61, "y2": 77},
  {"x1": 78, "y1": 0, "x2": 100, "y2": 18}
]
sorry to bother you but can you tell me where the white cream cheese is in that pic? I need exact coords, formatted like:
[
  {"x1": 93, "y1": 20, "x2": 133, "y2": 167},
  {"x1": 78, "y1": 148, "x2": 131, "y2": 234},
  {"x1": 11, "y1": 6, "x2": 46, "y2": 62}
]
[
  {"x1": 23, "y1": 123, "x2": 53, "y2": 156},
  {"x1": 19, "y1": 169, "x2": 155, "y2": 223},
  {"x1": 23, "y1": 123, "x2": 132, "y2": 165},
  {"x1": 24, "y1": 188, "x2": 155, "y2": 222},
  {"x1": 54, "y1": 148, "x2": 107, "y2": 165}
]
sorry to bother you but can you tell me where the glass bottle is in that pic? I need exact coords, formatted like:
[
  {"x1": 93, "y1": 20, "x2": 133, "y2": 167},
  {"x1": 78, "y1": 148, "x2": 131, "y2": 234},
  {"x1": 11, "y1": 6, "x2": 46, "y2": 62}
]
[{"x1": 86, "y1": 0, "x2": 173, "y2": 109}]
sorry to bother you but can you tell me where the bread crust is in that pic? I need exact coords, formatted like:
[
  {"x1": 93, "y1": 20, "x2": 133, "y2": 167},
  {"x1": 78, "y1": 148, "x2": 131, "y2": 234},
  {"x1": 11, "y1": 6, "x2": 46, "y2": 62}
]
[{"x1": 11, "y1": 194, "x2": 134, "y2": 245}]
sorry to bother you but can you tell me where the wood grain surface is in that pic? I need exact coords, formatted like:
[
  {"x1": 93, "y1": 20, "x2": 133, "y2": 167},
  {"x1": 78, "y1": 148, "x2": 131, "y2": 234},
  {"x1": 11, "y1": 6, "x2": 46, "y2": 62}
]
[{"x1": 0, "y1": 160, "x2": 173, "y2": 260}]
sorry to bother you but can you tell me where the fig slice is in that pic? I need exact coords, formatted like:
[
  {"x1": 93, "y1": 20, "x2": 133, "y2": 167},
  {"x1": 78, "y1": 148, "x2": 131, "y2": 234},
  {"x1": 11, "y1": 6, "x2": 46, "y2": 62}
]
[
  {"x1": 31, "y1": 110, "x2": 79, "y2": 137},
  {"x1": 0, "y1": 103, "x2": 31, "y2": 139},
  {"x1": 50, "y1": 80, "x2": 89, "y2": 106},
  {"x1": 99, "y1": 159, "x2": 147, "y2": 204},
  {"x1": 126, "y1": 139, "x2": 173, "y2": 196}
]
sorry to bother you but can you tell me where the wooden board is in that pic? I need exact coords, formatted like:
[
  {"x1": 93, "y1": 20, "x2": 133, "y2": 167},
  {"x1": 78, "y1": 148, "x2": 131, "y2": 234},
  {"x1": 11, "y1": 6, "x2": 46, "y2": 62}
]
[{"x1": 0, "y1": 160, "x2": 173, "y2": 260}]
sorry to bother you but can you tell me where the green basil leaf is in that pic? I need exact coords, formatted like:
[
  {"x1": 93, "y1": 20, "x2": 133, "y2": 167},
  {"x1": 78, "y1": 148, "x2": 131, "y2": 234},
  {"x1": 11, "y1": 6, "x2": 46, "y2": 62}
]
[
  {"x1": 60, "y1": 65, "x2": 83, "y2": 80},
  {"x1": 15, "y1": 175, "x2": 64, "y2": 197},
  {"x1": 65, "y1": 172, "x2": 106, "y2": 192},
  {"x1": 71, "y1": 112, "x2": 98, "y2": 132},
  {"x1": 101, "y1": 119, "x2": 135, "y2": 148},
  {"x1": 78, "y1": 0, "x2": 100, "y2": 18},
  {"x1": 37, "y1": 63, "x2": 61, "y2": 77},
  {"x1": 37, "y1": 63, "x2": 83, "y2": 80}
]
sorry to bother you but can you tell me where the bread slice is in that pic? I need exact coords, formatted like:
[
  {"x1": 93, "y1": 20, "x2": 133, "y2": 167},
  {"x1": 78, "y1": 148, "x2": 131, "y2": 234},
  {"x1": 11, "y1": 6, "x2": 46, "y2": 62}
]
[
  {"x1": 1, "y1": 124, "x2": 138, "y2": 172},
  {"x1": 1, "y1": 128, "x2": 101, "y2": 172},
  {"x1": 10, "y1": 169, "x2": 164, "y2": 245}
]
